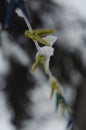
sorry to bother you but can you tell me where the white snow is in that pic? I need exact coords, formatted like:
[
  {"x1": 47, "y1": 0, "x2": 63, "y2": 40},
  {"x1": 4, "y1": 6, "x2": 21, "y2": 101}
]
[
  {"x1": 39, "y1": 46, "x2": 54, "y2": 58},
  {"x1": 35, "y1": 46, "x2": 54, "y2": 72},
  {"x1": 43, "y1": 35, "x2": 57, "y2": 46},
  {"x1": 0, "y1": 91, "x2": 16, "y2": 130},
  {"x1": 1, "y1": 31, "x2": 30, "y2": 66},
  {"x1": 0, "y1": 49, "x2": 10, "y2": 76}
]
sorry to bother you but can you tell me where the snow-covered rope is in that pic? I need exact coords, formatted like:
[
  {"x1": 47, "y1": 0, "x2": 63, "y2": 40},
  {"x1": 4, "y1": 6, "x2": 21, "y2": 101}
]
[{"x1": 22, "y1": 12, "x2": 72, "y2": 114}]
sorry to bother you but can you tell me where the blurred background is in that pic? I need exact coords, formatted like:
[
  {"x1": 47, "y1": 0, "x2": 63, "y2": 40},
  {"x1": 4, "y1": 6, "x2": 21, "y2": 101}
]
[{"x1": 0, "y1": 0, "x2": 86, "y2": 130}]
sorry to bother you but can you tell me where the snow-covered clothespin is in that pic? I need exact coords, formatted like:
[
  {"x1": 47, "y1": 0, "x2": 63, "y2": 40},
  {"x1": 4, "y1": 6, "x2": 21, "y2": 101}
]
[
  {"x1": 4, "y1": 0, "x2": 32, "y2": 29},
  {"x1": 25, "y1": 28, "x2": 57, "y2": 74},
  {"x1": 25, "y1": 29, "x2": 55, "y2": 46},
  {"x1": 32, "y1": 46, "x2": 54, "y2": 74},
  {"x1": 32, "y1": 53, "x2": 47, "y2": 73},
  {"x1": 49, "y1": 76, "x2": 73, "y2": 113},
  {"x1": 31, "y1": 31, "x2": 57, "y2": 74}
]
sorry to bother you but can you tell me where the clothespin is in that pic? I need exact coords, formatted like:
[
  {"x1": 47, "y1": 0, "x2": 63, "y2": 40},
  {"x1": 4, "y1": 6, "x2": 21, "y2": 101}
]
[
  {"x1": 67, "y1": 114, "x2": 75, "y2": 129},
  {"x1": 56, "y1": 93, "x2": 67, "y2": 109},
  {"x1": 56, "y1": 93, "x2": 73, "y2": 113},
  {"x1": 32, "y1": 53, "x2": 48, "y2": 74},
  {"x1": 25, "y1": 29, "x2": 55, "y2": 46},
  {"x1": 33, "y1": 29, "x2": 55, "y2": 36},
  {"x1": 56, "y1": 93, "x2": 63, "y2": 109},
  {"x1": 50, "y1": 76, "x2": 63, "y2": 99},
  {"x1": 4, "y1": 0, "x2": 32, "y2": 29}
]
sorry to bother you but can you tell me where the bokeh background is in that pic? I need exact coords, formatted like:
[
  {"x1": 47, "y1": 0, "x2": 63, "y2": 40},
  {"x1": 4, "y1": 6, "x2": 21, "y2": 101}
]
[{"x1": 0, "y1": 0, "x2": 86, "y2": 130}]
